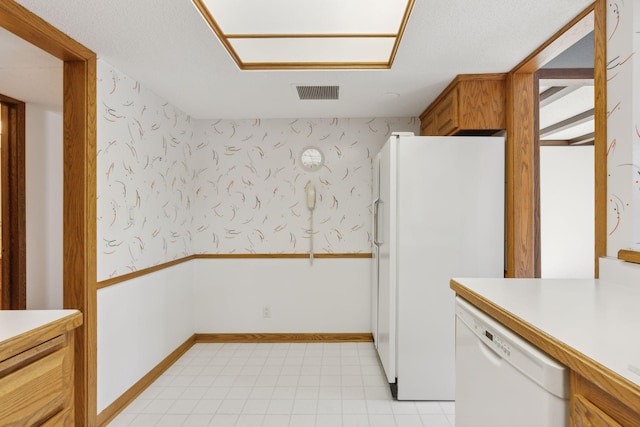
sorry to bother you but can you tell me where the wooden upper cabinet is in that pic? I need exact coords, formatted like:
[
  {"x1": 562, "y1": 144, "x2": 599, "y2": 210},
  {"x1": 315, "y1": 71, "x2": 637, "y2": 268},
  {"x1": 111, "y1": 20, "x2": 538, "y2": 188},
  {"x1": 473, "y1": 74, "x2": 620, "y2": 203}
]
[{"x1": 420, "y1": 73, "x2": 507, "y2": 136}]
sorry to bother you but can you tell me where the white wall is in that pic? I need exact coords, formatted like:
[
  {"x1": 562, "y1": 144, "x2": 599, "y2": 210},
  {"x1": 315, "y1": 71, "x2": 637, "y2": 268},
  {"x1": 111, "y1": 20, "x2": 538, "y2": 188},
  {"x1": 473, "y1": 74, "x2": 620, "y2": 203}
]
[
  {"x1": 97, "y1": 261, "x2": 194, "y2": 413},
  {"x1": 193, "y1": 258, "x2": 370, "y2": 333},
  {"x1": 540, "y1": 146, "x2": 594, "y2": 278},
  {"x1": 25, "y1": 104, "x2": 63, "y2": 309}
]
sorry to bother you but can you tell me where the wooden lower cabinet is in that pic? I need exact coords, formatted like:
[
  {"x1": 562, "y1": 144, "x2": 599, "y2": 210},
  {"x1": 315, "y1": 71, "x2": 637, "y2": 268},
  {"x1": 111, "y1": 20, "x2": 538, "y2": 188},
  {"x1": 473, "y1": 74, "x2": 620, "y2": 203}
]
[
  {"x1": 573, "y1": 394, "x2": 622, "y2": 426},
  {"x1": 571, "y1": 372, "x2": 640, "y2": 426},
  {"x1": 0, "y1": 313, "x2": 81, "y2": 426}
]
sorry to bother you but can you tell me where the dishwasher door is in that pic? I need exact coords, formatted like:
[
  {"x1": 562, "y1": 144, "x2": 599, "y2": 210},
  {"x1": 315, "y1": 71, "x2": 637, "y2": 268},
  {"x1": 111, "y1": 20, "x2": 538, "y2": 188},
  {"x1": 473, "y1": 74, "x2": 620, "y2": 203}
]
[{"x1": 455, "y1": 297, "x2": 569, "y2": 427}]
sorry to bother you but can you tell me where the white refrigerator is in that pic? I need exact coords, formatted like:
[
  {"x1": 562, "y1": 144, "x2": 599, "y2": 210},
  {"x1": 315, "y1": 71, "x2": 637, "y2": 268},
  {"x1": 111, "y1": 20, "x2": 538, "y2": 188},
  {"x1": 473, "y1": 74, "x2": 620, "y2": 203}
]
[{"x1": 371, "y1": 134, "x2": 504, "y2": 400}]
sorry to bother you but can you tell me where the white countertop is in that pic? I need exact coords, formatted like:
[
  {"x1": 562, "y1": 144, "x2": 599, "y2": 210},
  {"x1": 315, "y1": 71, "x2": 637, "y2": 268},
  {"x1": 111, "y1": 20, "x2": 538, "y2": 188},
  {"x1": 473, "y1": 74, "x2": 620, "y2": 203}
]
[
  {"x1": 0, "y1": 310, "x2": 80, "y2": 344},
  {"x1": 452, "y1": 277, "x2": 640, "y2": 388}
]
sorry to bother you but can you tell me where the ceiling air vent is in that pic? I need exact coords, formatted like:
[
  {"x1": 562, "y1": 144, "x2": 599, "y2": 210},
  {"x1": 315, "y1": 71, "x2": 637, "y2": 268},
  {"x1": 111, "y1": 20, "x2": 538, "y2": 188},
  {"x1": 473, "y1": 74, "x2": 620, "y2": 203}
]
[{"x1": 296, "y1": 85, "x2": 339, "y2": 100}]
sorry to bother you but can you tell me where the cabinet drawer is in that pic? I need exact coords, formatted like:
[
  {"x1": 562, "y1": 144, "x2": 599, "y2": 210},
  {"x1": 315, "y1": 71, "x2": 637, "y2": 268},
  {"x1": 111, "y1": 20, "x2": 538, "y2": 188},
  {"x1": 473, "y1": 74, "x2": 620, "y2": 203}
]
[
  {"x1": 41, "y1": 407, "x2": 74, "y2": 426},
  {"x1": 0, "y1": 336, "x2": 71, "y2": 426},
  {"x1": 573, "y1": 394, "x2": 622, "y2": 427}
]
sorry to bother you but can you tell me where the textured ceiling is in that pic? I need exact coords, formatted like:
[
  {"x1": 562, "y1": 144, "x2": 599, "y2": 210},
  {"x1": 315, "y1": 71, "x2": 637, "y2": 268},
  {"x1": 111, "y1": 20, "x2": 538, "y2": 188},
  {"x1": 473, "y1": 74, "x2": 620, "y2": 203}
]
[{"x1": 9, "y1": 0, "x2": 593, "y2": 119}]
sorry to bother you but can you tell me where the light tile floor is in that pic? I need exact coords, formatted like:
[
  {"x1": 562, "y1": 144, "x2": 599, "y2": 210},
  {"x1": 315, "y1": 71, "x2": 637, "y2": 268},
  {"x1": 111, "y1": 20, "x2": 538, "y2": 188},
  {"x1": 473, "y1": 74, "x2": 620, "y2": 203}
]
[{"x1": 107, "y1": 342, "x2": 455, "y2": 427}]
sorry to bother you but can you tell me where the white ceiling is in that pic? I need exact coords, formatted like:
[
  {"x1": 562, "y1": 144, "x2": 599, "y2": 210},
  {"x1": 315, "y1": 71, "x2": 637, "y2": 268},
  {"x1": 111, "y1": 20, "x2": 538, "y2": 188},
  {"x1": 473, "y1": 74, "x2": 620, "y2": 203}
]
[
  {"x1": 7, "y1": 0, "x2": 592, "y2": 119},
  {"x1": 0, "y1": 26, "x2": 62, "y2": 110}
]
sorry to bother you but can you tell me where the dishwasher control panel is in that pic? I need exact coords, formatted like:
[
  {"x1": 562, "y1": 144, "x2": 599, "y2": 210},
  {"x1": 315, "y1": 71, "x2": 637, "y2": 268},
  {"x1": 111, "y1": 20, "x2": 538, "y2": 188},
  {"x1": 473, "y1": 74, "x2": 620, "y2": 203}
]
[{"x1": 478, "y1": 320, "x2": 512, "y2": 358}]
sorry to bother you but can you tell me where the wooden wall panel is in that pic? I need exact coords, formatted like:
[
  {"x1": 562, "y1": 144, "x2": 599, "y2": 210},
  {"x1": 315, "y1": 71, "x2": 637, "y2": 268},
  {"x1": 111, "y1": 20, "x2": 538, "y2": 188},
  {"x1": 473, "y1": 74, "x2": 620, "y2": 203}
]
[
  {"x1": 593, "y1": 0, "x2": 607, "y2": 276},
  {"x1": 506, "y1": 72, "x2": 540, "y2": 277},
  {"x1": 63, "y1": 59, "x2": 97, "y2": 426}
]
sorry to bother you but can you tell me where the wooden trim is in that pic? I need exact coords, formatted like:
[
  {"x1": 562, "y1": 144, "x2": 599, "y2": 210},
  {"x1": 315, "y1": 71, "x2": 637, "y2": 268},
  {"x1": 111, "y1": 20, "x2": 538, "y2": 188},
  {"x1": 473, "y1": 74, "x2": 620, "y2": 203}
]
[
  {"x1": 192, "y1": 0, "x2": 414, "y2": 70},
  {"x1": 572, "y1": 372, "x2": 640, "y2": 425},
  {"x1": 0, "y1": 94, "x2": 26, "y2": 310},
  {"x1": 0, "y1": 102, "x2": 7, "y2": 308},
  {"x1": 0, "y1": 3, "x2": 97, "y2": 425},
  {"x1": 10, "y1": 98, "x2": 25, "y2": 310},
  {"x1": 570, "y1": 132, "x2": 595, "y2": 145},
  {"x1": 226, "y1": 33, "x2": 397, "y2": 39},
  {"x1": 0, "y1": 95, "x2": 27, "y2": 310},
  {"x1": 96, "y1": 253, "x2": 372, "y2": 289},
  {"x1": 506, "y1": 3, "x2": 597, "y2": 278},
  {"x1": 96, "y1": 335, "x2": 196, "y2": 427},
  {"x1": 512, "y1": 8, "x2": 595, "y2": 73},
  {"x1": 191, "y1": 0, "x2": 243, "y2": 67},
  {"x1": 593, "y1": 0, "x2": 607, "y2": 277},
  {"x1": 0, "y1": 311, "x2": 82, "y2": 362},
  {"x1": 239, "y1": 62, "x2": 391, "y2": 71},
  {"x1": 0, "y1": 2, "x2": 93, "y2": 61},
  {"x1": 618, "y1": 250, "x2": 640, "y2": 264},
  {"x1": 451, "y1": 279, "x2": 640, "y2": 423},
  {"x1": 195, "y1": 333, "x2": 373, "y2": 343},
  {"x1": 539, "y1": 86, "x2": 571, "y2": 106},
  {"x1": 63, "y1": 58, "x2": 97, "y2": 426},
  {"x1": 196, "y1": 253, "x2": 372, "y2": 259},
  {"x1": 536, "y1": 67, "x2": 594, "y2": 80},
  {"x1": 96, "y1": 256, "x2": 197, "y2": 289},
  {"x1": 539, "y1": 140, "x2": 570, "y2": 147},
  {"x1": 539, "y1": 108, "x2": 595, "y2": 137},
  {"x1": 505, "y1": 72, "x2": 540, "y2": 277},
  {"x1": 388, "y1": 0, "x2": 416, "y2": 67}
]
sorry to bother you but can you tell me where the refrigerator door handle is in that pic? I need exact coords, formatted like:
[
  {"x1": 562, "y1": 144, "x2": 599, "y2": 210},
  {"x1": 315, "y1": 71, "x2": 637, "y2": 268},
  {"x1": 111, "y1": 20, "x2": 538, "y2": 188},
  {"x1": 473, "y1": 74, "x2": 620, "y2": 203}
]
[{"x1": 373, "y1": 198, "x2": 382, "y2": 246}]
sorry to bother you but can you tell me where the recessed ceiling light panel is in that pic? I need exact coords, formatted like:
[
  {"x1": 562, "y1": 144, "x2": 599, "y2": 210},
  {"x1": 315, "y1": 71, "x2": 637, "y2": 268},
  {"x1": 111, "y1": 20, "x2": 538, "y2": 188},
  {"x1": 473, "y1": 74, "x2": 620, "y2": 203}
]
[{"x1": 192, "y1": 0, "x2": 415, "y2": 69}]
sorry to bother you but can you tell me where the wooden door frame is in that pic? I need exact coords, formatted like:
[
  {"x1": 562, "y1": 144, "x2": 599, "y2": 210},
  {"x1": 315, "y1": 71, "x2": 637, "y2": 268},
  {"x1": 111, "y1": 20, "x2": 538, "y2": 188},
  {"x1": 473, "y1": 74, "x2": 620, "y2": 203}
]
[
  {"x1": 0, "y1": 2, "x2": 97, "y2": 425},
  {"x1": 0, "y1": 94, "x2": 26, "y2": 310},
  {"x1": 505, "y1": 0, "x2": 606, "y2": 277}
]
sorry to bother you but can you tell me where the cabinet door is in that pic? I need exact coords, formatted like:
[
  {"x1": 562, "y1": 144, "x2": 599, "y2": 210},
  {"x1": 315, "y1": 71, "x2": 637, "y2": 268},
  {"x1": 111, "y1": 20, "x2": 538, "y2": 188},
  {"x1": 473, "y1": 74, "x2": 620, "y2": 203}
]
[
  {"x1": 420, "y1": 112, "x2": 436, "y2": 135},
  {"x1": 457, "y1": 79, "x2": 506, "y2": 130},
  {"x1": 573, "y1": 394, "x2": 622, "y2": 427},
  {"x1": 434, "y1": 88, "x2": 458, "y2": 135}
]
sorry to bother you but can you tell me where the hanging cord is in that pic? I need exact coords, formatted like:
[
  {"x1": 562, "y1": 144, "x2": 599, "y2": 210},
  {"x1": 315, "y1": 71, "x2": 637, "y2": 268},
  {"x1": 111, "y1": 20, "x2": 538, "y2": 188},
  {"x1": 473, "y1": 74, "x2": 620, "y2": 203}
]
[
  {"x1": 306, "y1": 183, "x2": 316, "y2": 265},
  {"x1": 309, "y1": 208, "x2": 314, "y2": 265}
]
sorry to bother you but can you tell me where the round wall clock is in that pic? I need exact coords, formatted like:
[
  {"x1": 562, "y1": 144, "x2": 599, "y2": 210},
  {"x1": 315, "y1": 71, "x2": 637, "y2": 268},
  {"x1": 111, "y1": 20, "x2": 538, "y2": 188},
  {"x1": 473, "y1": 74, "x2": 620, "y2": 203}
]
[{"x1": 300, "y1": 147, "x2": 324, "y2": 171}]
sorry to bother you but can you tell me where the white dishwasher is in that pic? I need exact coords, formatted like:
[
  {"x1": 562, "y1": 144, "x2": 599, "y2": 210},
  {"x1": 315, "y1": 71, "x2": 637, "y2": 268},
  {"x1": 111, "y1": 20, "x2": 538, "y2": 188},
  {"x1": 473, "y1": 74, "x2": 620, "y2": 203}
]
[{"x1": 455, "y1": 297, "x2": 569, "y2": 427}]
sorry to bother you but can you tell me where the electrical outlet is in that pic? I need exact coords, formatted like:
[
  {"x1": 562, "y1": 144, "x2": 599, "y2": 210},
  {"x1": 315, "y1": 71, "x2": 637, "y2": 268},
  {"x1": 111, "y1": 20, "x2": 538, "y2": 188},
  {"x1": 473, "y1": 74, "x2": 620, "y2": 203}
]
[{"x1": 262, "y1": 305, "x2": 271, "y2": 318}]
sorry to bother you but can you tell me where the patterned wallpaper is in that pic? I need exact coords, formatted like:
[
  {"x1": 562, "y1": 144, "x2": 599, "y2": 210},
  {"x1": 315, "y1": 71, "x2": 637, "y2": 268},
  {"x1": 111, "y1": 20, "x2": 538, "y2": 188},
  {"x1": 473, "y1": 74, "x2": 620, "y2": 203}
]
[
  {"x1": 606, "y1": 1, "x2": 640, "y2": 253},
  {"x1": 190, "y1": 117, "x2": 418, "y2": 254},
  {"x1": 96, "y1": 59, "x2": 418, "y2": 280},
  {"x1": 97, "y1": 60, "x2": 197, "y2": 280}
]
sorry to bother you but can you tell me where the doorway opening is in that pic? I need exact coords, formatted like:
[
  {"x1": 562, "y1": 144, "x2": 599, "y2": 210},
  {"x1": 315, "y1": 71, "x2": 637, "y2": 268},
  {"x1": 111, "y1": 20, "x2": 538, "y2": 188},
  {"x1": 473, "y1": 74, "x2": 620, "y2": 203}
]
[
  {"x1": 537, "y1": 32, "x2": 595, "y2": 278},
  {"x1": 0, "y1": 95, "x2": 26, "y2": 309},
  {"x1": 505, "y1": 2, "x2": 605, "y2": 278}
]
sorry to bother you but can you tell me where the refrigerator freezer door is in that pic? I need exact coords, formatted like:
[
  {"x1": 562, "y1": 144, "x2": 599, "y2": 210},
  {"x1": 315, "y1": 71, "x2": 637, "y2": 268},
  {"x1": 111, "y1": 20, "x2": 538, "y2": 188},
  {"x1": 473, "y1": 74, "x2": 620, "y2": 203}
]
[
  {"x1": 371, "y1": 156, "x2": 380, "y2": 348},
  {"x1": 376, "y1": 139, "x2": 397, "y2": 384}
]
